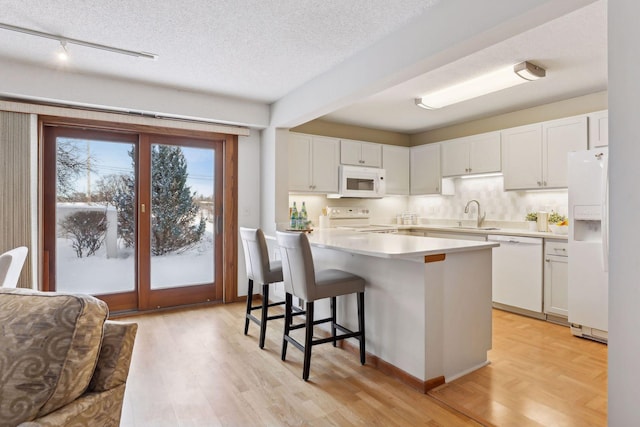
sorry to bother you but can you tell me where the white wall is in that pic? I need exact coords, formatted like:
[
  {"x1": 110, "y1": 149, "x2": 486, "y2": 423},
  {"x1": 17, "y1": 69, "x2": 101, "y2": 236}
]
[
  {"x1": 608, "y1": 1, "x2": 640, "y2": 424},
  {"x1": 237, "y1": 131, "x2": 261, "y2": 297},
  {"x1": 0, "y1": 62, "x2": 269, "y2": 129}
]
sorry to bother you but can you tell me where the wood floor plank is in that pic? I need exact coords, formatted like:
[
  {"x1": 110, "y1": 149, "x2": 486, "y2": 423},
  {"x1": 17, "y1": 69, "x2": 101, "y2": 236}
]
[
  {"x1": 428, "y1": 309, "x2": 607, "y2": 427},
  {"x1": 119, "y1": 303, "x2": 606, "y2": 426}
]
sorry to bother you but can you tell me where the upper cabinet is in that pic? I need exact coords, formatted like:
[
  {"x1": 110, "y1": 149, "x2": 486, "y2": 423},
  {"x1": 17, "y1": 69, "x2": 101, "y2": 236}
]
[
  {"x1": 410, "y1": 143, "x2": 453, "y2": 195},
  {"x1": 502, "y1": 115, "x2": 588, "y2": 190},
  {"x1": 288, "y1": 133, "x2": 340, "y2": 193},
  {"x1": 441, "y1": 131, "x2": 501, "y2": 177},
  {"x1": 340, "y1": 139, "x2": 382, "y2": 167},
  {"x1": 382, "y1": 145, "x2": 410, "y2": 195},
  {"x1": 588, "y1": 110, "x2": 609, "y2": 148}
]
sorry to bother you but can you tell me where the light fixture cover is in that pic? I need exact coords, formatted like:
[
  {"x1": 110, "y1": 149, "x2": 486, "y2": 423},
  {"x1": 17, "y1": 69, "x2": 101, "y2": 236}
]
[{"x1": 415, "y1": 61, "x2": 546, "y2": 109}]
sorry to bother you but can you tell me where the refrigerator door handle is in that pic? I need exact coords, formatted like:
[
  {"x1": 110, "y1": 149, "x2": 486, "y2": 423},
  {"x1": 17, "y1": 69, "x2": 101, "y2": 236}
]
[{"x1": 601, "y1": 153, "x2": 609, "y2": 272}]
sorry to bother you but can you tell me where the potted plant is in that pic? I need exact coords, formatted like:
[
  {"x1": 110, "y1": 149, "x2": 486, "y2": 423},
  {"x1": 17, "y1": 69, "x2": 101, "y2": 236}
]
[
  {"x1": 548, "y1": 211, "x2": 569, "y2": 234},
  {"x1": 525, "y1": 212, "x2": 537, "y2": 231}
]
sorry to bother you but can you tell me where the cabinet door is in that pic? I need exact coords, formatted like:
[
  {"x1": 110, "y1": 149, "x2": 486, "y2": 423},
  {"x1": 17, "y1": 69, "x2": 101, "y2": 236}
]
[
  {"x1": 543, "y1": 116, "x2": 587, "y2": 188},
  {"x1": 588, "y1": 110, "x2": 609, "y2": 148},
  {"x1": 340, "y1": 139, "x2": 362, "y2": 166},
  {"x1": 441, "y1": 138, "x2": 469, "y2": 177},
  {"x1": 382, "y1": 145, "x2": 410, "y2": 195},
  {"x1": 469, "y1": 131, "x2": 501, "y2": 174},
  {"x1": 288, "y1": 133, "x2": 312, "y2": 192},
  {"x1": 311, "y1": 136, "x2": 340, "y2": 193},
  {"x1": 544, "y1": 254, "x2": 568, "y2": 317},
  {"x1": 360, "y1": 141, "x2": 382, "y2": 167},
  {"x1": 502, "y1": 124, "x2": 543, "y2": 190},
  {"x1": 410, "y1": 144, "x2": 442, "y2": 195}
]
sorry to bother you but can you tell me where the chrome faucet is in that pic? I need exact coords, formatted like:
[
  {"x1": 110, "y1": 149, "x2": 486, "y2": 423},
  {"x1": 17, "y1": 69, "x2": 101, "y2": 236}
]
[{"x1": 464, "y1": 199, "x2": 486, "y2": 228}]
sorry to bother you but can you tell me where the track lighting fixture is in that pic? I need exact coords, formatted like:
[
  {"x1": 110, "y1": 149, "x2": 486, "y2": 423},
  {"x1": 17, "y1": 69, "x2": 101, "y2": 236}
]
[{"x1": 0, "y1": 22, "x2": 158, "y2": 60}]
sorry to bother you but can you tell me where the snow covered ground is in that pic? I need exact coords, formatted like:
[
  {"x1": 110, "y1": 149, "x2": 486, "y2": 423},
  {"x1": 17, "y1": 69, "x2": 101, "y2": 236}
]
[{"x1": 56, "y1": 222, "x2": 215, "y2": 294}]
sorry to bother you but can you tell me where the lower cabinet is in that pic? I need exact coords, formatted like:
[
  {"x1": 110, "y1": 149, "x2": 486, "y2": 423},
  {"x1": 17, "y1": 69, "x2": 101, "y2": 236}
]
[{"x1": 544, "y1": 240, "x2": 569, "y2": 317}]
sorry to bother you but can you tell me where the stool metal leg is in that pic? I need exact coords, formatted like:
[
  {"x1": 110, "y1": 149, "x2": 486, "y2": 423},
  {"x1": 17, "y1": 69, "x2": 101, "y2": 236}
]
[
  {"x1": 331, "y1": 296, "x2": 337, "y2": 347},
  {"x1": 244, "y1": 279, "x2": 253, "y2": 335},
  {"x1": 358, "y1": 291, "x2": 365, "y2": 365},
  {"x1": 259, "y1": 284, "x2": 269, "y2": 349},
  {"x1": 282, "y1": 292, "x2": 292, "y2": 361},
  {"x1": 302, "y1": 301, "x2": 314, "y2": 381}
]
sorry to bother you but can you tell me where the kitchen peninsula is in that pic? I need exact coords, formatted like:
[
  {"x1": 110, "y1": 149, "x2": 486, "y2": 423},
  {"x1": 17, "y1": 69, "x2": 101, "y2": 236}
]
[{"x1": 301, "y1": 229, "x2": 498, "y2": 391}]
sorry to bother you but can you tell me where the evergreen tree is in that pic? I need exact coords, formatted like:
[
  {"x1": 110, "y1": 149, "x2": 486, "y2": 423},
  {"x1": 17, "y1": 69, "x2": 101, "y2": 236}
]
[
  {"x1": 150, "y1": 145, "x2": 206, "y2": 255},
  {"x1": 99, "y1": 146, "x2": 205, "y2": 254}
]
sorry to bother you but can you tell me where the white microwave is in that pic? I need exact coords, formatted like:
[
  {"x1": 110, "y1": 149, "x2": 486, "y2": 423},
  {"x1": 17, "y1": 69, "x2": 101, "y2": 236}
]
[{"x1": 331, "y1": 165, "x2": 386, "y2": 198}]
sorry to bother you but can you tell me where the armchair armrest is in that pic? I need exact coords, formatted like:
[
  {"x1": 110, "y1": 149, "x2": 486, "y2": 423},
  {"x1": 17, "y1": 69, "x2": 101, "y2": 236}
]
[{"x1": 89, "y1": 320, "x2": 138, "y2": 392}]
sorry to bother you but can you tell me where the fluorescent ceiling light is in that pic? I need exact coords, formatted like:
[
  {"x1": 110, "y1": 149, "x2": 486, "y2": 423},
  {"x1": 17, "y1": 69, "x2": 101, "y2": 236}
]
[
  {"x1": 415, "y1": 61, "x2": 545, "y2": 110},
  {"x1": 0, "y1": 22, "x2": 158, "y2": 60}
]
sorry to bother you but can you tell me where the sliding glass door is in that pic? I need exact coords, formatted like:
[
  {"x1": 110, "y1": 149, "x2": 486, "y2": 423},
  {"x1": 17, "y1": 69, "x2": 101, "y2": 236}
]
[{"x1": 44, "y1": 126, "x2": 223, "y2": 312}]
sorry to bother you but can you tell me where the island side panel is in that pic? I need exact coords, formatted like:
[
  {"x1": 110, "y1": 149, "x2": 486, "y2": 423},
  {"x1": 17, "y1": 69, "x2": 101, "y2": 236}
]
[
  {"x1": 424, "y1": 248, "x2": 493, "y2": 381},
  {"x1": 310, "y1": 246, "x2": 428, "y2": 381}
]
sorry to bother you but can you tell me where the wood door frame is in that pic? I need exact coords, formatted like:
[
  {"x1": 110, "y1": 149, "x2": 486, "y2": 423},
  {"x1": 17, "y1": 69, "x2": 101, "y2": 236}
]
[{"x1": 40, "y1": 117, "x2": 238, "y2": 310}]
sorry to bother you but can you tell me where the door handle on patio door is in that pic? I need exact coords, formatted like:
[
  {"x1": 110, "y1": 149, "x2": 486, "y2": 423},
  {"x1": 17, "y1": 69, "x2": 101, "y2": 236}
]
[{"x1": 216, "y1": 215, "x2": 222, "y2": 235}]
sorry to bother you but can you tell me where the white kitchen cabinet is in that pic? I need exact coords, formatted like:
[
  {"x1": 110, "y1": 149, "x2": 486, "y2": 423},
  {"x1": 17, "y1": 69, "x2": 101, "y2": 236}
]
[
  {"x1": 441, "y1": 131, "x2": 501, "y2": 177},
  {"x1": 288, "y1": 133, "x2": 339, "y2": 193},
  {"x1": 410, "y1": 144, "x2": 453, "y2": 195},
  {"x1": 502, "y1": 116, "x2": 587, "y2": 190},
  {"x1": 382, "y1": 145, "x2": 410, "y2": 195},
  {"x1": 588, "y1": 110, "x2": 609, "y2": 148},
  {"x1": 544, "y1": 240, "x2": 569, "y2": 317},
  {"x1": 340, "y1": 139, "x2": 382, "y2": 167}
]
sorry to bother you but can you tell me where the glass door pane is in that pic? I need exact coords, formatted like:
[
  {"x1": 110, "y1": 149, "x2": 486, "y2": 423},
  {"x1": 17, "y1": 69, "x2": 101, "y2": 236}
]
[
  {"x1": 149, "y1": 144, "x2": 215, "y2": 289},
  {"x1": 54, "y1": 136, "x2": 137, "y2": 295}
]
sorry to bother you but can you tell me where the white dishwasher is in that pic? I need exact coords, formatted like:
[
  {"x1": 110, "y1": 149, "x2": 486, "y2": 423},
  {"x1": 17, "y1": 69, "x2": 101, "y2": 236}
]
[{"x1": 487, "y1": 235, "x2": 543, "y2": 314}]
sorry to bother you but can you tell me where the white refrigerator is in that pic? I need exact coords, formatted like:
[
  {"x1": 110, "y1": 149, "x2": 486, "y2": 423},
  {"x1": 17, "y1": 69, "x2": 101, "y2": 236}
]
[{"x1": 567, "y1": 148, "x2": 608, "y2": 342}]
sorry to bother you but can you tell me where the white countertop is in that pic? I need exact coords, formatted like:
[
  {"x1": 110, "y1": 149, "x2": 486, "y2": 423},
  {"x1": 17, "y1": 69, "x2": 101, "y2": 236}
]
[
  {"x1": 304, "y1": 228, "x2": 498, "y2": 260},
  {"x1": 391, "y1": 224, "x2": 569, "y2": 240}
]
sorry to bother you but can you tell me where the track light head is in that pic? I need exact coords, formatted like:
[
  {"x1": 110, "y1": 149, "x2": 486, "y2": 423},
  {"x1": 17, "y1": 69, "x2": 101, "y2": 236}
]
[{"x1": 57, "y1": 40, "x2": 69, "y2": 62}]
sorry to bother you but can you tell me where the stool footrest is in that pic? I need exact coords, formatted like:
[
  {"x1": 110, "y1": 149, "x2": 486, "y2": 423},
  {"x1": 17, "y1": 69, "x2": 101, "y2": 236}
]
[
  {"x1": 283, "y1": 327, "x2": 362, "y2": 353},
  {"x1": 247, "y1": 313, "x2": 286, "y2": 325},
  {"x1": 250, "y1": 300, "x2": 285, "y2": 311}
]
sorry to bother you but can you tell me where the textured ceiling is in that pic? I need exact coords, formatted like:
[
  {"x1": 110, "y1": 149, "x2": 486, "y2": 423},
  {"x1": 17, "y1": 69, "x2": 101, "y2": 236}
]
[
  {"x1": 322, "y1": 0, "x2": 607, "y2": 133},
  {"x1": 0, "y1": 0, "x2": 606, "y2": 133},
  {"x1": 0, "y1": 0, "x2": 439, "y2": 103}
]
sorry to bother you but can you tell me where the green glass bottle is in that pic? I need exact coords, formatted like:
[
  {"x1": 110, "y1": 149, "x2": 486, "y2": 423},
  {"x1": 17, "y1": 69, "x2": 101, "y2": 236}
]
[
  {"x1": 300, "y1": 201, "x2": 308, "y2": 230},
  {"x1": 290, "y1": 202, "x2": 298, "y2": 230}
]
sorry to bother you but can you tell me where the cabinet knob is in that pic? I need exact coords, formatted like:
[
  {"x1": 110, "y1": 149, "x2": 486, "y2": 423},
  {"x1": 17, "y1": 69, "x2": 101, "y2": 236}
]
[
  {"x1": 543, "y1": 181, "x2": 547, "y2": 186},
  {"x1": 537, "y1": 181, "x2": 542, "y2": 186},
  {"x1": 545, "y1": 258, "x2": 550, "y2": 262}
]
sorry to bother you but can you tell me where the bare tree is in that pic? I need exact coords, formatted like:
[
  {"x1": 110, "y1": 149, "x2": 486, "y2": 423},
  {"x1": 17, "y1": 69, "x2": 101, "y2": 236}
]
[{"x1": 56, "y1": 140, "x2": 89, "y2": 200}]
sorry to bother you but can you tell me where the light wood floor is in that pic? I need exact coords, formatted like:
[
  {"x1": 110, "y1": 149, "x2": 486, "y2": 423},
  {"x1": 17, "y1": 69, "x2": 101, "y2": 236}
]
[
  {"x1": 429, "y1": 310, "x2": 608, "y2": 427},
  {"x1": 119, "y1": 303, "x2": 607, "y2": 427}
]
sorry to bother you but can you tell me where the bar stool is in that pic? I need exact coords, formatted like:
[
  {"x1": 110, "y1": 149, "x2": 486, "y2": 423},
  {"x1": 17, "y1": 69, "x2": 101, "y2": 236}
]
[
  {"x1": 276, "y1": 231, "x2": 365, "y2": 381},
  {"x1": 240, "y1": 227, "x2": 285, "y2": 349}
]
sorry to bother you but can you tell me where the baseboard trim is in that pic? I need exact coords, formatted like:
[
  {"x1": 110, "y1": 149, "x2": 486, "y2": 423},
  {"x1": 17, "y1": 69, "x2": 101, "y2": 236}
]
[{"x1": 337, "y1": 337, "x2": 445, "y2": 393}]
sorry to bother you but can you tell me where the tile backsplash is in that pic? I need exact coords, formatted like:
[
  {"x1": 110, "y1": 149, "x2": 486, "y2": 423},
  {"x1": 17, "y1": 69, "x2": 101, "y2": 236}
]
[
  {"x1": 409, "y1": 176, "x2": 568, "y2": 223},
  {"x1": 289, "y1": 175, "x2": 567, "y2": 226}
]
